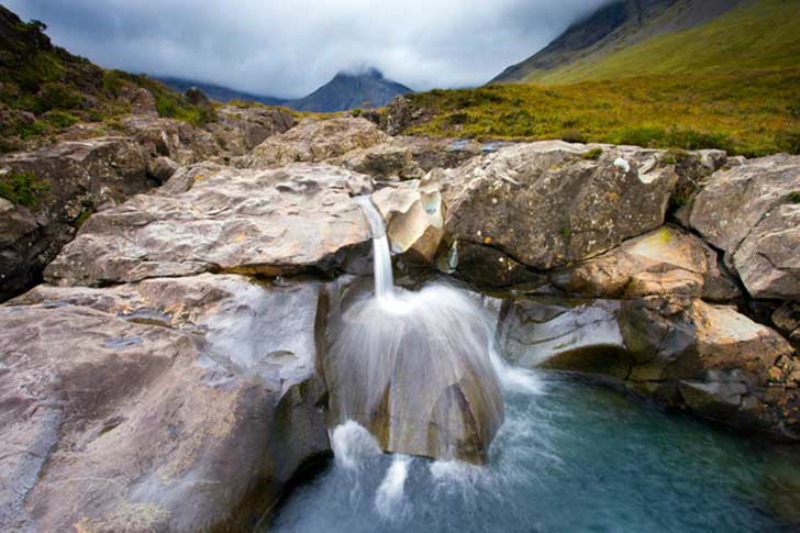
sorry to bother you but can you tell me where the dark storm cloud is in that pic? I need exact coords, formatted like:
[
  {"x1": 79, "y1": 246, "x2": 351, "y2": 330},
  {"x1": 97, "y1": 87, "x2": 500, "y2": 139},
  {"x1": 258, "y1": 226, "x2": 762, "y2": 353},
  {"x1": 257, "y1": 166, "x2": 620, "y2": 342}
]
[{"x1": 4, "y1": 0, "x2": 611, "y2": 98}]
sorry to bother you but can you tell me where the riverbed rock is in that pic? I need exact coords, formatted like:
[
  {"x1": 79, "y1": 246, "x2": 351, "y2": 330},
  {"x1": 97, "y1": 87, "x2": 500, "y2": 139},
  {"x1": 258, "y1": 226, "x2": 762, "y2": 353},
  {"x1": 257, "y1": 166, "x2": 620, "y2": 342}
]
[
  {"x1": 439, "y1": 142, "x2": 679, "y2": 281},
  {"x1": 321, "y1": 281, "x2": 504, "y2": 464},
  {"x1": 249, "y1": 117, "x2": 389, "y2": 168},
  {"x1": 550, "y1": 226, "x2": 740, "y2": 302},
  {"x1": 499, "y1": 295, "x2": 800, "y2": 438},
  {"x1": 690, "y1": 154, "x2": 800, "y2": 301},
  {"x1": 211, "y1": 105, "x2": 295, "y2": 155},
  {"x1": 45, "y1": 163, "x2": 373, "y2": 286},
  {"x1": 336, "y1": 142, "x2": 424, "y2": 180},
  {"x1": 0, "y1": 274, "x2": 329, "y2": 531},
  {"x1": 499, "y1": 297, "x2": 630, "y2": 378}
]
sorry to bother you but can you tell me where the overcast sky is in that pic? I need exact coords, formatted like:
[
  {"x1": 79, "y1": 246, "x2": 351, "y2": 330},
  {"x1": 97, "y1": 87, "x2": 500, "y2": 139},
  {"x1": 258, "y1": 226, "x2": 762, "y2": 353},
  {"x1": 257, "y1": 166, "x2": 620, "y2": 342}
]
[{"x1": 6, "y1": 0, "x2": 610, "y2": 98}]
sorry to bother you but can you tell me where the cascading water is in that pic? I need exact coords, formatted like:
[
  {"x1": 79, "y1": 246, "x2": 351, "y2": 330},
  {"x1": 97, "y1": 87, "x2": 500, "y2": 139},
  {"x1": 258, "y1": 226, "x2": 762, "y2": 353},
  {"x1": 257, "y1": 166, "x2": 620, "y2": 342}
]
[
  {"x1": 354, "y1": 197, "x2": 394, "y2": 299},
  {"x1": 322, "y1": 197, "x2": 508, "y2": 464},
  {"x1": 271, "y1": 199, "x2": 800, "y2": 532}
]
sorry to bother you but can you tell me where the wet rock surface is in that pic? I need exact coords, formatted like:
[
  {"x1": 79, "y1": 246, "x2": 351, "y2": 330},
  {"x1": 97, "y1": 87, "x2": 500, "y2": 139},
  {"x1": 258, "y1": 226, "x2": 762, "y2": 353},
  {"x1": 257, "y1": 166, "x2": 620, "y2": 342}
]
[{"x1": 2, "y1": 106, "x2": 800, "y2": 530}]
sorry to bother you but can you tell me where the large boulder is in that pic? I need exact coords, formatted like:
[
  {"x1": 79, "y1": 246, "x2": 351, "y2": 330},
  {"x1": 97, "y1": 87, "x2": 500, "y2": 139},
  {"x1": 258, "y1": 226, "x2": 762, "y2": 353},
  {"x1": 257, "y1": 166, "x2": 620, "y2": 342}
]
[
  {"x1": 550, "y1": 226, "x2": 740, "y2": 302},
  {"x1": 690, "y1": 154, "x2": 800, "y2": 301},
  {"x1": 211, "y1": 104, "x2": 295, "y2": 155},
  {"x1": 121, "y1": 116, "x2": 221, "y2": 167},
  {"x1": 45, "y1": 163, "x2": 373, "y2": 286},
  {"x1": 320, "y1": 280, "x2": 504, "y2": 464},
  {"x1": 335, "y1": 142, "x2": 424, "y2": 180},
  {"x1": 439, "y1": 142, "x2": 679, "y2": 283},
  {"x1": 249, "y1": 117, "x2": 389, "y2": 168},
  {"x1": 0, "y1": 274, "x2": 329, "y2": 531}
]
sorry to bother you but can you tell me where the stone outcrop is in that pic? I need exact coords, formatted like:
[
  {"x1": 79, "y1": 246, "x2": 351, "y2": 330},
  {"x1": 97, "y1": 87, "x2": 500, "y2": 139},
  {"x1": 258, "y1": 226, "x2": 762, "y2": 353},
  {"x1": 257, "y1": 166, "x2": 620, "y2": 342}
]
[
  {"x1": 371, "y1": 176, "x2": 445, "y2": 263},
  {"x1": 438, "y1": 142, "x2": 679, "y2": 284},
  {"x1": 690, "y1": 154, "x2": 800, "y2": 301},
  {"x1": 550, "y1": 226, "x2": 740, "y2": 301},
  {"x1": 499, "y1": 295, "x2": 800, "y2": 438},
  {"x1": 0, "y1": 105, "x2": 296, "y2": 302},
  {"x1": 0, "y1": 137, "x2": 156, "y2": 300},
  {"x1": 45, "y1": 164, "x2": 373, "y2": 286},
  {"x1": 0, "y1": 274, "x2": 329, "y2": 531},
  {"x1": 249, "y1": 117, "x2": 390, "y2": 168},
  {"x1": 211, "y1": 105, "x2": 295, "y2": 155}
]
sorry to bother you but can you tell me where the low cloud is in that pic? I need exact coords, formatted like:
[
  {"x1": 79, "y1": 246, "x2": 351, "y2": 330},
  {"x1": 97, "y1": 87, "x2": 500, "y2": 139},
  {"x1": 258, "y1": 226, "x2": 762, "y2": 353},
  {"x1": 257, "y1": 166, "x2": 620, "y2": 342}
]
[{"x1": 6, "y1": 0, "x2": 610, "y2": 98}]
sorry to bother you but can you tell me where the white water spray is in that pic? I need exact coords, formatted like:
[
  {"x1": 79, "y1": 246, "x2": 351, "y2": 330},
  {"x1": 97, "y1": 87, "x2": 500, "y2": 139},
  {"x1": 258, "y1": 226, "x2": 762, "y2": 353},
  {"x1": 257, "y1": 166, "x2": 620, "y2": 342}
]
[{"x1": 374, "y1": 455, "x2": 412, "y2": 519}]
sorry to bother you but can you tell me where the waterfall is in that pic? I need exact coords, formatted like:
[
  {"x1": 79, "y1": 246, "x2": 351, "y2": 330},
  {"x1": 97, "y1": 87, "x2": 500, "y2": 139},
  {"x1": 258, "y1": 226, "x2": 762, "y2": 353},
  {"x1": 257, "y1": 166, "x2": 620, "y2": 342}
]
[
  {"x1": 321, "y1": 196, "x2": 506, "y2": 464},
  {"x1": 354, "y1": 197, "x2": 393, "y2": 299}
]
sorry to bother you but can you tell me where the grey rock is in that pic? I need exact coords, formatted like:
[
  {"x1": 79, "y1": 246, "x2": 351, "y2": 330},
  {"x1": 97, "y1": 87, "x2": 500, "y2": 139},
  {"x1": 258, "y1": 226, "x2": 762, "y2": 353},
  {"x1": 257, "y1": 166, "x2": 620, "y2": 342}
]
[
  {"x1": 440, "y1": 141, "x2": 679, "y2": 276},
  {"x1": 0, "y1": 274, "x2": 329, "y2": 531},
  {"x1": 248, "y1": 117, "x2": 389, "y2": 168},
  {"x1": 45, "y1": 164, "x2": 373, "y2": 286},
  {"x1": 690, "y1": 154, "x2": 800, "y2": 300}
]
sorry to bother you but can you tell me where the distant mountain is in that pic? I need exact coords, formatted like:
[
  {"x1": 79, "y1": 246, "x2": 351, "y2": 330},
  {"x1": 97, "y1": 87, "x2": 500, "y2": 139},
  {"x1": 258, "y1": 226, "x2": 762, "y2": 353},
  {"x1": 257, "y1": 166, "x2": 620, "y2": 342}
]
[
  {"x1": 492, "y1": 0, "x2": 757, "y2": 84},
  {"x1": 155, "y1": 69, "x2": 413, "y2": 113},
  {"x1": 154, "y1": 76, "x2": 288, "y2": 106},
  {"x1": 288, "y1": 68, "x2": 413, "y2": 113}
]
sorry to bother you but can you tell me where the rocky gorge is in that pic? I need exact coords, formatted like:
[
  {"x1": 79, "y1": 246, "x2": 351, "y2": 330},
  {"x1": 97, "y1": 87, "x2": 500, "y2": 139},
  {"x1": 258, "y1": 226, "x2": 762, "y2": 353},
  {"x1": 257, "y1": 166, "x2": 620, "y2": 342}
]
[{"x1": 1, "y1": 99, "x2": 800, "y2": 530}]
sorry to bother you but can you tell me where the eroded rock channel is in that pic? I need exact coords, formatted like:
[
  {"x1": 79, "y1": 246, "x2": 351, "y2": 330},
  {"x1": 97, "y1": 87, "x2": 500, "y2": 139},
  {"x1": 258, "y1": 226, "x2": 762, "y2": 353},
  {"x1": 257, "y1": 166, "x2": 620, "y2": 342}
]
[{"x1": 1, "y1": 116, "x2": 799, "y2": 530}]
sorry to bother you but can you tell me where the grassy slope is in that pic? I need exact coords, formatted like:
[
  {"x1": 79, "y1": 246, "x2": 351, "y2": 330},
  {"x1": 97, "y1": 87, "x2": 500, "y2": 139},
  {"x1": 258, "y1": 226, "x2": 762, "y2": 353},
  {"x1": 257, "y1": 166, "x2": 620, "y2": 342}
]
[
  {"x1": 529, "y1": 0, "x2": 800, "y2": 84},
  {"x1": 0, "y1": 7, "x2": 216, "y2": 153},
  {"x1": 403, "y1": 0, "x2": 800, "y2": 156},
  {"x1": 405, "y1": 68, "x2": 800, "y2": 156}
]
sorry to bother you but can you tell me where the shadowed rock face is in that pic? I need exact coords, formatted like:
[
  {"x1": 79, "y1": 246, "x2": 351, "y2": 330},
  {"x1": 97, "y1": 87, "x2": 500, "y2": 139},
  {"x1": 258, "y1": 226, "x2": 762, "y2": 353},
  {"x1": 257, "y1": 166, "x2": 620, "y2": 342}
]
[
  {"x1": 498, "y1": 294, "x2": 800, "y2": 439},
  {"x1": 0, "y1": 275, "x2": 330, "y2": 531},
  {"x1": 44, "y1": 164, "x2": 373, "y2": 286}
]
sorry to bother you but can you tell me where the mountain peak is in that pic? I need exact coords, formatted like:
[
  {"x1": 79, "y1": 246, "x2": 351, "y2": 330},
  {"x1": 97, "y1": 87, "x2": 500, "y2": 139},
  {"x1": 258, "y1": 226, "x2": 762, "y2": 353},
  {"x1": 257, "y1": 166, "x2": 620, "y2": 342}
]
[
  {"x1": 335, "y1": 67, "x2": 385, "y2": 80},
  {"x1": 289, "y1": 68, "x2": 412, "y2": 113}
]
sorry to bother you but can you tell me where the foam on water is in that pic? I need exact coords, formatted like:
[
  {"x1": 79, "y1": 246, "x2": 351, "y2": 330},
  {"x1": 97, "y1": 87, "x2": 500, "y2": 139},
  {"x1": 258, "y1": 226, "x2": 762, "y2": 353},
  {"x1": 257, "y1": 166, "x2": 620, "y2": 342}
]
[{"x1": 374, "y1": 455, "x2": 411, "y2": 520}]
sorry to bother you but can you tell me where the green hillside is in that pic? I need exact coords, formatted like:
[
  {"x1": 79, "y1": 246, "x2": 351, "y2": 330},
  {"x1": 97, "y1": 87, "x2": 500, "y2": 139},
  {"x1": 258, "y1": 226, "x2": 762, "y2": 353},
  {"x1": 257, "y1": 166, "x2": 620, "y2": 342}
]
[
  {"x1": 529, "y1": 0, "x2": 800, "y2": 84},
  {"x1": 400, "y1": 68, "x2": 799, "y2": 157},
  {"x1": 0, "y1": 5, "x2": 215, "y2": 152}
]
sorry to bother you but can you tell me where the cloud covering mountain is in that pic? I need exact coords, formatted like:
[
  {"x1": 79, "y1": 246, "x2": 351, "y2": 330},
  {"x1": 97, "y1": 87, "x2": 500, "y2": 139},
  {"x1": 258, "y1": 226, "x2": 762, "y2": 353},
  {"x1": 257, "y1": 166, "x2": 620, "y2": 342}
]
[{"x1": 5, "y1": 0, "x2": 610, "y2": 97}]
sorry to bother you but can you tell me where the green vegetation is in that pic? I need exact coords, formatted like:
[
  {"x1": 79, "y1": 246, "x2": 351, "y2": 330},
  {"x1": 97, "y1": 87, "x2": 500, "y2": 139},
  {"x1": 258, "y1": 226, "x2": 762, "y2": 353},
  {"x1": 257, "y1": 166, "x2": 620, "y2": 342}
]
[
  {"x1": 0, "y1": 7, "x2": 217, "y2": 152},
  {"x1": 526, "y1": 0, "x2": 800, "y2": 84},
  {"x1": 0, "y1": 171, "x2": 50, "y2": 210},
  {"x1": 403, "y1": 69, "x2": 800, "y2": 156},
  {"x1": 581, "y1": 148, "x2": 603, "y2": 161},
  {"x1": 789, "y1": 192, "x2": 800, "y2": 204}
]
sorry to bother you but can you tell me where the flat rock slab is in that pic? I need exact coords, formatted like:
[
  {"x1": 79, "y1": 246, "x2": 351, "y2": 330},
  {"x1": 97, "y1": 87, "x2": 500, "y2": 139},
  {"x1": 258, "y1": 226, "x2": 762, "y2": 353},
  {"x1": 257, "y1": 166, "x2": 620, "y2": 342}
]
[
  {"x1": 0, "y1": 274, "x2": 329, "y2": 531},
  {"x1": 45, "y1": 163, "x2": 373, "y2": 286}
]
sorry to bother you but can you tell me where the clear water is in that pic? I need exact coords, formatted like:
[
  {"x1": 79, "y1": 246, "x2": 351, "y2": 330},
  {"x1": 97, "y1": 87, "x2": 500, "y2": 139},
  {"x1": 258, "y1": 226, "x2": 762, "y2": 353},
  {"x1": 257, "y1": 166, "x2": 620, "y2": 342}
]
[{"x1": 272, "y1": 373, "x2": 800, "y2": 532}]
